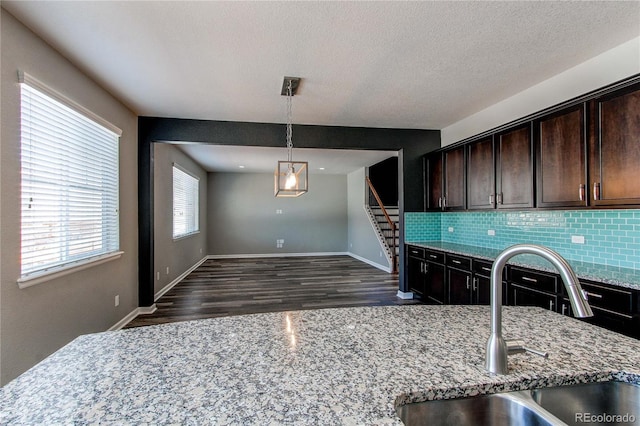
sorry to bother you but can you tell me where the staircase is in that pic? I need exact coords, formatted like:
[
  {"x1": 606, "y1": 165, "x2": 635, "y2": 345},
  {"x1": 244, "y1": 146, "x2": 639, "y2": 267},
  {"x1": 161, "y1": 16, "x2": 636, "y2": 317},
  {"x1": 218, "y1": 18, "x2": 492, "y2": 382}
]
[
  {"x1": 367, "y1": 205, "x2": 399, "y2": 272},
  {"x1": 364, "y1": 177, "x2": 399, "y2": 273}
]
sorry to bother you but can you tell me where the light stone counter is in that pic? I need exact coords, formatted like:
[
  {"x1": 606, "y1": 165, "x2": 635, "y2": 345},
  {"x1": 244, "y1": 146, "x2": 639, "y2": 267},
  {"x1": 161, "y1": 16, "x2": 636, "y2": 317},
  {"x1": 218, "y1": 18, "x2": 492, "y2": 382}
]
[{"x1": 2, "y1": 305, "x2": 640, "y2": 424}]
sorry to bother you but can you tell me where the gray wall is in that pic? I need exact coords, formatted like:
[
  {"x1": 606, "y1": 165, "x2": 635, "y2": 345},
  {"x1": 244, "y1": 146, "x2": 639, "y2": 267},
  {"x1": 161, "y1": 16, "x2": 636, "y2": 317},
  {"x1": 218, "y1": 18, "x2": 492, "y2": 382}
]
[
  {"x1": 0, "y1": 11, "x2": 139, "y2": 384},
  {"x1": 153, "y1": 144, "x2": 208, "y2": 296},
  {"x1": 347, "y1": 168, "x2": 391, "y2": 270},
  {"x1": 207, "y1": 173, "x2": 347, "y2": 255}
]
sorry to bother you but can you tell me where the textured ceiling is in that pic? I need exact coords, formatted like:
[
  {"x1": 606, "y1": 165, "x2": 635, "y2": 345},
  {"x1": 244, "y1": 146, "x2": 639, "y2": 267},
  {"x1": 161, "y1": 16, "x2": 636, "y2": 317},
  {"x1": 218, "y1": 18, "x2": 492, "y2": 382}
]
[{"x1": 3, "y1": 1, "x2": 639, "y2": 133}]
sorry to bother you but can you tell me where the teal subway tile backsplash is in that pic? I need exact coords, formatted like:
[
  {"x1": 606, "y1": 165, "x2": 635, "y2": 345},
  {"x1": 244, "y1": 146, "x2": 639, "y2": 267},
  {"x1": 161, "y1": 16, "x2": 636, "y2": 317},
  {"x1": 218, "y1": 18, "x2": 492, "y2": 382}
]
[
  {"x1": 405, "y1": 212, "x2": 440, "y2": 242},
  {"x1": 404, "y1": 209, "x2": 640, "y2": 270}
]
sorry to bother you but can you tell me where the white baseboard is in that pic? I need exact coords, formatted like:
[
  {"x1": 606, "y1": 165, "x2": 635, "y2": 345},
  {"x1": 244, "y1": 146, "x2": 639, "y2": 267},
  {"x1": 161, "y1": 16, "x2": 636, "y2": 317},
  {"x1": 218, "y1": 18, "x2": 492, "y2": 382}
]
[
  {"x1": 109, "y1": 304, "x2": 157, "y2": 331},
  {"x1": 396, "y1": 290, "x2": 414, "y2": 300},
  {"x1": 347, "y1": 252, "x2": 392, "y2": 273},
  {"x1": 207, "y1": 252, "x2": 348, "y2": 259},
  {"x1": 154, "y1": 256, "x2": 209, "y2": 301}
]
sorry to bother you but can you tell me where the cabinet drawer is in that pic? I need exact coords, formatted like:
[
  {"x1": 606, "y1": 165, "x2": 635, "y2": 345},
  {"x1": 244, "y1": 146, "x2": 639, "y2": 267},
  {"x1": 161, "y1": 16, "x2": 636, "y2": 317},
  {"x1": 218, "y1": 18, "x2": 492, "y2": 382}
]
[
  {"x1": 446, "y1": 254, "x2": 471, "y2": 270},
  {"x1": 473, "y1": 259, "x2": 494, "y2": 276},
  {"x1": 424, "y1": 249, "x2": 444, "y2": 264},
  {"x1": 579, "y1": 281, "x2": 635, "y2": 317},
  {"x1": 509, "y1": 267, "x2": 558, "y2": 294},
  {"x1": 407, "y1": 246, "x2": 425, "y2": 258}
]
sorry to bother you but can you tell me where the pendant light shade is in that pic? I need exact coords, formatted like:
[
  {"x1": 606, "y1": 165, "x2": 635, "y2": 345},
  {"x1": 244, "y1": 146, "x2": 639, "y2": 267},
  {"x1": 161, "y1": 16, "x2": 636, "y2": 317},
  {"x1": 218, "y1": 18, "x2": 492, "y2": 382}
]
[
  {"x1": 275, "y1": 160, "x2": 308, "y2": 197},
  {"x1": 275, "y1": 77, "x2": 308, "y2": 197}
]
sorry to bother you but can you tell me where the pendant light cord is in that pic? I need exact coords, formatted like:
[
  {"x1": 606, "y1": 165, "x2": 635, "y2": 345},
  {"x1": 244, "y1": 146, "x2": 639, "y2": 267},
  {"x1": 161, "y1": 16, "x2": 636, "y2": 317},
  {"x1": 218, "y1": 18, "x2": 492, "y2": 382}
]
[{"x1": 286, "y1": 79, "x2": 293, "y2": 162}]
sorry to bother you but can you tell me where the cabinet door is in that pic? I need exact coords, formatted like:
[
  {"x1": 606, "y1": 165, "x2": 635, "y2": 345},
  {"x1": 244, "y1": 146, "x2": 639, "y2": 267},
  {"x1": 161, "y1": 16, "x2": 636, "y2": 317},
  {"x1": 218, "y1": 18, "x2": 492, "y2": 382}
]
[
  {"x1": 407, "y1": 256, "x2": 425, "y2": 296},
  {"x1": 424, "y1": 261, "x2": 446, "y2": 304},
  {"x1": 474, "y1": 275, "x2": 491, "y2": 305},
  {"x1": 473, "y1": 275, "x2": 508, "y2": 305},
  {"x1": 509, "y1": 283, "x2": 557, "y2": 312},
  {"x1": 590, "y1": 83, "x2": 640, "y2": 206},
  {"x1": 466, "y1": 137, "x2": 495, "y2": 210},
  {"x1": 536, "y1": 104, "x2": 588, "y2": 208},
  {"x1": 448, "y1": 268, "x2": 472, "y2": 304},
  {"x1": 424, "y1": 153, "x2": 443, "y2": 211},
  {"x1": 444, "y1": 146, "x2": 465, "y2": 210},
  {"x1": 496, "y1": 124, "x2": 534, "y2": 209}
]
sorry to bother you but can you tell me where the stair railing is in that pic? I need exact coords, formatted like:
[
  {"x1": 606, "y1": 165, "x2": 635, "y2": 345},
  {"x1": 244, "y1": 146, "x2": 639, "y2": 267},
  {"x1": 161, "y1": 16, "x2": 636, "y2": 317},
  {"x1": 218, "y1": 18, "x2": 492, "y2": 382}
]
[{"x1": 365, "y1": 177, "x2": 397, "y2": 273}]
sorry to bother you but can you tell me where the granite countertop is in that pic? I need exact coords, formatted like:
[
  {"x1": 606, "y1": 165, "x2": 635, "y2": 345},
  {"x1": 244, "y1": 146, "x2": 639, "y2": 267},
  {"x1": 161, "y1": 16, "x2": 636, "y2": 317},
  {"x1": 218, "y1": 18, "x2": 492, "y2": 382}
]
[
  {"x1": 2, "y1": 305, "x2": 640, "y2": 424},
  {"x1": 407, "y1": 241, "x2": 640, "y2": 290}
]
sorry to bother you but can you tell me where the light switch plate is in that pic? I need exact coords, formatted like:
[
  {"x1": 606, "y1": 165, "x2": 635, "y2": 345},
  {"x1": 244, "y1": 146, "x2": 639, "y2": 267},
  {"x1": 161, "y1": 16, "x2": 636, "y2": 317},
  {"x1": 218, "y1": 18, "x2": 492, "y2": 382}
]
[{"x1": 571, "y1": 235, "x2": 585, "y2": 244}]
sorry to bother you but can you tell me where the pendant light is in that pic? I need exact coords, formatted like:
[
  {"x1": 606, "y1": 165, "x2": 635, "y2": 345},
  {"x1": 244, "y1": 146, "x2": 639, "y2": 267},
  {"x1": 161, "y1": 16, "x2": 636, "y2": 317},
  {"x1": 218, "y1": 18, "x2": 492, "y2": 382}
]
[{"x1": 274, "y1": 77, "x2": 308, "y2": 197}]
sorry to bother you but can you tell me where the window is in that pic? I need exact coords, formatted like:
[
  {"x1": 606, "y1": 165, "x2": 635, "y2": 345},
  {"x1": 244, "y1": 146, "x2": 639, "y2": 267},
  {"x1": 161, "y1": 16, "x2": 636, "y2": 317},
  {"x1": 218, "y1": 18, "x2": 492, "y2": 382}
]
[
  {"x1": 173, "y1": 164, "x2": 199, "y2": 238},
  {"x1": 19, "y1": 72, "x2": 121, "y2": 282}
]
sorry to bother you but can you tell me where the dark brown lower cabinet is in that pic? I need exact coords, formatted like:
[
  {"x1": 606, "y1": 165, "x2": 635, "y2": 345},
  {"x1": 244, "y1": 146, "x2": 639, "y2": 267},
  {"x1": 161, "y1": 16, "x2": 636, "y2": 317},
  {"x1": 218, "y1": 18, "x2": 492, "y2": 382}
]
[
  {"x1": 561, "y1": 280, "x2": 639, "y2": 339},
  {"x1": 424, "y1": 261, "x2": 446, "y2": 304},
  {"x1": 509, "y1": 283, "x2": 558, "y2": 312},
  {"x1": 406, "y1": 245, "x2": 639, "y2": 339},
  {"x1": 448, "y1": 268, "x2": 473, "y2": 304},
  {"x1": 407, "y1": 255, "x2": 425, "y2": 296}
]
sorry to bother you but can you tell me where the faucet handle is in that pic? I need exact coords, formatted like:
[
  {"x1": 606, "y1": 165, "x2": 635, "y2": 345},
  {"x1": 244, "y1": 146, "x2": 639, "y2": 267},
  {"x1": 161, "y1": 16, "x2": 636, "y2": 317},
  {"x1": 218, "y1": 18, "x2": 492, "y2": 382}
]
[{"x1": 506, "y1": 339, "x2": 549, "y2": 358}]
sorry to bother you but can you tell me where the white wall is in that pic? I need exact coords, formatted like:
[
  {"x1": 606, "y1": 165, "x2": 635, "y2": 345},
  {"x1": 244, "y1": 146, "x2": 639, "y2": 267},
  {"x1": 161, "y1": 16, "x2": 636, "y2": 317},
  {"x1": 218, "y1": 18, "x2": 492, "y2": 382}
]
[
  {"x1": 347, "y1": 168, "x2": 391, "y2": 270},
  {"x1": 207, "y1": 172, "x2": 348, "y2": 255},
  {"x1": 441, "y1": 37, "x2": 640, "y2": 146},
  {"x1": 0, "y1": 11, "x2": 139, "y2": 385},
  {"x1": 153, "y1": 144, "x2": 208, "y2": 297}
]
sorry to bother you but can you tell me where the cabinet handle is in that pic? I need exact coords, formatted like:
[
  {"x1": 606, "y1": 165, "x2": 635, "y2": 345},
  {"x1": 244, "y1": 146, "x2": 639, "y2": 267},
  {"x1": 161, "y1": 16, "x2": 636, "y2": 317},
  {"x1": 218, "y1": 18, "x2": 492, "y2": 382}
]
[
  {"x1": 497, "y1": 193, "x2": 503, "y2": 205},
  {"x1": 585, "y1": 291, "x2": 603, "y2": 300},
  {"x1": 443, "y1": 197, "x2": 446, "y2": 208},
  {"x1": 489, "y1": 194, "x2": 494, "y2": 205},
  {"x1": 579, "y1": 184, "x2": 586, "y2": 201},
  {"x1": 549, "y1": 300, "x2": 554, "y2": 311},
  {"x1": 521, "y1": 276, "x2": 538, "y2": 283},
  {"x1": 420, "y1": 262, "x2": 424, "y2": 273},
  {"x1": 562, "y1": 303, "x2": 567, "y2": 315},
  {"x1": 481, "y1": 267, "x2": 492, "y2": 272},
  {"x1": 593, "y1": 182, "x2": 600, "y2": 201},
  {"x1": 466, "y1": 276, "x2": 470, "y2": 290},
  {"x1": 429, "y1": 254, "x2": 438, "y2": 259},
  {"x1": 472, "y1": 278, "x2": 478, "y2": 291},
  {"x1": 438, "y1": 197, "x2": 442, "y2": 208},
  {"x1": 452, "y1": 260, "x2": 461, "y2": 264}
]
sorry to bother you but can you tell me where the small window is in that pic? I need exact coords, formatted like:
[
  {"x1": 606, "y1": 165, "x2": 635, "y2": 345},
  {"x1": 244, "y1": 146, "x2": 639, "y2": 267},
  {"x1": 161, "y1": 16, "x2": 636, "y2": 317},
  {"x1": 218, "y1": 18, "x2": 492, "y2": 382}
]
[
  {"x1": 173, "y1": 164, "x2": 199, "y2": 239},
  {"x1": 19, "y1": 72, "x2": 121, "y2": 280}
]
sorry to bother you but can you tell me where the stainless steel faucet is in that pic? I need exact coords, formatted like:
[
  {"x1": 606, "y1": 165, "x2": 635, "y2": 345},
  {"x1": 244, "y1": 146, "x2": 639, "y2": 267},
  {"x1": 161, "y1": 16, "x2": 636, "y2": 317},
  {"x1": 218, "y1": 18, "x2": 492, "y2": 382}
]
[{"x1": 486, "y1": 244, "x2": 593, "y2": 375}]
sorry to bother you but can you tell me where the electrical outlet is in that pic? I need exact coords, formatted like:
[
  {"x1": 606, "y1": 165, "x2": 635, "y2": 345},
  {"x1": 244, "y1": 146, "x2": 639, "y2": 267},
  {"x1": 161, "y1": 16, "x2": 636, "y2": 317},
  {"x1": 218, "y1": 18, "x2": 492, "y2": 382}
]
[
  {"x1": 448, "y1": 227, "x2": 454, "y2": 233},
  {"x1": 276, "y1": 239, "x2": 284, "y2": 248},
  {"x1": 200, "y1": 248, "x2": 203, "y2": 254},
  {"x1": 488, "y1": 229, "x2": 496, "y2": 236},
  {"x1": 276, "y1": 209, "x2": 283, "y2": 214},
  {"x1": 157, "y1": 272, "x2": 160, "y2": 281},
  {"x1": 571, "y1": 235, "x2": 585, "y2": 244},
  {"x1": 166, "y1": 267, "x2": 169, "y2": 275},
  {"x1": 114, "y1": 295, "x2": 120, "y2": 307}
]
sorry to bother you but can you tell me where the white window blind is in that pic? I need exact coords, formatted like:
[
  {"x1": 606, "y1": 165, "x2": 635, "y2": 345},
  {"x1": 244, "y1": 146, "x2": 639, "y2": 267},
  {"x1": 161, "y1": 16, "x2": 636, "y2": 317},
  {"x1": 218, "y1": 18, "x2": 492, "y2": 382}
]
[
  {"x1": 173, "y1": 164, "x2": 199, "y2": 238},
  {"x1": 20, "y1": 72, "x2": 121, "y2": 279}
]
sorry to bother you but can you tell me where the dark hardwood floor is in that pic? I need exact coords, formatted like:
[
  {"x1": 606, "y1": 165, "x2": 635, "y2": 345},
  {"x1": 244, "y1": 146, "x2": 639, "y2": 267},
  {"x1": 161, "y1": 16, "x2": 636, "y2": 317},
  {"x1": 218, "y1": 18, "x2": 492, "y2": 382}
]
[{"x1": 125, "y1": 255, "x2": 421, "y2": 328}]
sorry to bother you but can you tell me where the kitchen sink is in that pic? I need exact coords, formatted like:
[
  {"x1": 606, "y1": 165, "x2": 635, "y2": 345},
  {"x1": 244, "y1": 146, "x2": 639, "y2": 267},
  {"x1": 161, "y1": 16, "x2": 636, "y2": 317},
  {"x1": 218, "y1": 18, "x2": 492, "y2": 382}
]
[
  {"x1": 531, "y1": 381, "x2": 640, "y2": 426},
  {"x1": 396, "y1": 391, "x2": 559, "y2": 426},
  {"x1": 397, "y1": 381, "x2": 640, "y2": 426}
]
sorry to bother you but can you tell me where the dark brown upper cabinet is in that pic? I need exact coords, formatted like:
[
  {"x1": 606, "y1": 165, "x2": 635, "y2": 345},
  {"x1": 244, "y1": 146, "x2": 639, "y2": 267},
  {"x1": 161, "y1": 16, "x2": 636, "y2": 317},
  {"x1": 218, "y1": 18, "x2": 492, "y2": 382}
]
[
  {"x1": 424, "y1": 152, "x2": 443, "y2": 211},
  {"x1": 425, "y1": 147, "x2": 466, "y2": 211},
  {"x1": 495, "y1": 123, "x2": 534, "y2": 209},
  {"x1": 443, "y1": 146, "x2": 466, "y2": 210},
  {"x1": 590, "y1": 82, "x2": 640, "y2": 206},
  {"x1": 535, "y1": 103, "x2": 588, "y2": 208},
  {"x1": 466, "y1": 137, "x2": 495, "y2": 210}
]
